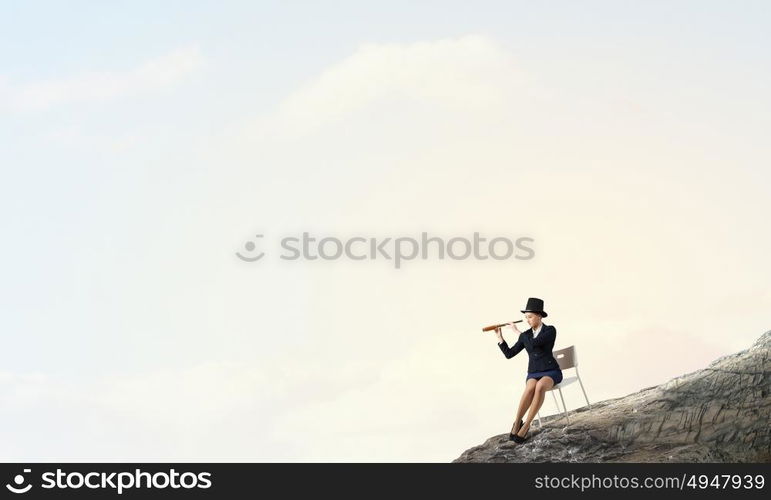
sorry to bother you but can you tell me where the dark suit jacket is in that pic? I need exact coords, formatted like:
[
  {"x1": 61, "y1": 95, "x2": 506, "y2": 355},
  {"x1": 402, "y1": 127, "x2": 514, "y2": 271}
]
[{"x1": 498, "y1": 323, "x2": 560, "y2": 373}]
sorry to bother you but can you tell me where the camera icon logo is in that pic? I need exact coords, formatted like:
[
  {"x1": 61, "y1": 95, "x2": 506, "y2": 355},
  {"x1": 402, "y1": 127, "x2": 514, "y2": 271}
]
[{"x1": 5, "y1": 469, "x2": 32, "y2": 494}]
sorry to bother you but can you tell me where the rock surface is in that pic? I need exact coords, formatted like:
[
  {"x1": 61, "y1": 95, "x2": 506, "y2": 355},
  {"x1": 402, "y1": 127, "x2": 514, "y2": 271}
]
[{"x1": 454, "y1": 331, "x2": 771, "y2": 463}]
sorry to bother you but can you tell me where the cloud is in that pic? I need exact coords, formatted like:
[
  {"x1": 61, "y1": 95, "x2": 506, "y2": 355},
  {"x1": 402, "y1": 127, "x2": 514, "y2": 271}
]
[
  {"x1": 0, "y1": 45, "x2": 204, "y2": 112},
  {"x1": 0, "y1": 354, "x2": 388, "y2": 461},
  {"x1": 42, "y1": 124, "x2": 142, "y2": 152},
  {"x1": 233, "y1": 34, "x2": 524, "y2": 142}
]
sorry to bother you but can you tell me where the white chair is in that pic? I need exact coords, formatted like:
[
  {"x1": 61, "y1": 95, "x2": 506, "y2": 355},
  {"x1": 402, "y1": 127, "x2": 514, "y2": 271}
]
[{"x1": 535, "y1": 345, "x2": 590, "y2": 428}]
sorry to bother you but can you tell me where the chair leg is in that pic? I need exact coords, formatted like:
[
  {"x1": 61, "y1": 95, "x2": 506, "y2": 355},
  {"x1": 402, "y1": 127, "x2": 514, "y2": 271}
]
[
  {"x1": 536, "y1": 411, "x2": 542, "y2": 429},
  {"x1": 551, "y1": 390, "x2": 560, "y2": 413},
  {"x1": 577, "y1": 375, "x2": 590, "y2": 407},
  {"x1": 558, "y1": 387, "x2": 569, "y2": 424}
]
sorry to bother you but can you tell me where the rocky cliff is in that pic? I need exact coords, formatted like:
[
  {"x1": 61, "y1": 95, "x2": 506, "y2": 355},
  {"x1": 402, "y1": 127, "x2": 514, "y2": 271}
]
[{"x1": 454, "y1": 331, "x2": 771, "y2": 463}]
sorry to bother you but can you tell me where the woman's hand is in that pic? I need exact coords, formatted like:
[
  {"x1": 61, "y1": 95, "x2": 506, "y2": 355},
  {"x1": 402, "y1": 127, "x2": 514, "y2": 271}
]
[
  {"x1": 510, "y1": 322, "x2": 521, "y2": 334},
  {"x1": 494, "y1": 326, "x2": 504, "y2": 342}
]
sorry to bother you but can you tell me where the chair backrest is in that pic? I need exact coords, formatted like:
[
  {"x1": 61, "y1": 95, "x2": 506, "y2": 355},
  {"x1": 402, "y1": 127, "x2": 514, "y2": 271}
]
[{"x1": 553, "y1": 345, "x2": 577, "y2": 370}]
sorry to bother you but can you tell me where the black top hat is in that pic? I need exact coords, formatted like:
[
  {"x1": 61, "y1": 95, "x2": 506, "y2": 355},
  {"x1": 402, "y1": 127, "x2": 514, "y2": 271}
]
[{"x1": 521, "y1": 297, "x2": 548, "y2": 318}]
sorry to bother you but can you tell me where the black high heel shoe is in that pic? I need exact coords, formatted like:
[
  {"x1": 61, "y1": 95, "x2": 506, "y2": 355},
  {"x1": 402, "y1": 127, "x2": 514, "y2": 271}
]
[
  {"x1": 511, "y1": 420, "x2": 530, "y2": 443},
  {"x1": 512, "y1": 429, "x2": 528, "y2": 443},
  {"x1": 508, "y1": 419, "x2": 525, "y2": 441}
]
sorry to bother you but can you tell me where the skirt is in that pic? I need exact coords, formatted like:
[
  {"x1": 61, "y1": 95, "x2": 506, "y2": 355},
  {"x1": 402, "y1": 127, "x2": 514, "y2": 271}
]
[{"x1": 526, "y1": 368, "x2": 563, "y2": 385}]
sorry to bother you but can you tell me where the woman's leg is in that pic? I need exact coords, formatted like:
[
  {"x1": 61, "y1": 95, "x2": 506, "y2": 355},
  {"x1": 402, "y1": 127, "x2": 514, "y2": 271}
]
[
  {"x1": 511, "y1": 378, "x2": 538, "y2": 434},
  {"x1": 518, "y1": 376, "x2": 555, "y2": 436}
]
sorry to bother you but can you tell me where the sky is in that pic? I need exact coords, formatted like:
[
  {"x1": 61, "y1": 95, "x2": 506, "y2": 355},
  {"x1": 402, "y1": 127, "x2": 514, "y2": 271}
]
[{"x1": 1, "y1": 1, "x2": 770, "y2": 462}]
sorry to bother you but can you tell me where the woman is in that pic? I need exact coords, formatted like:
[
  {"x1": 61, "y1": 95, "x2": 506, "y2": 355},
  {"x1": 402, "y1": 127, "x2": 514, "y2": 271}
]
[{"x1": 494, "y1": 297, "x2": 563, "y2": 443}]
